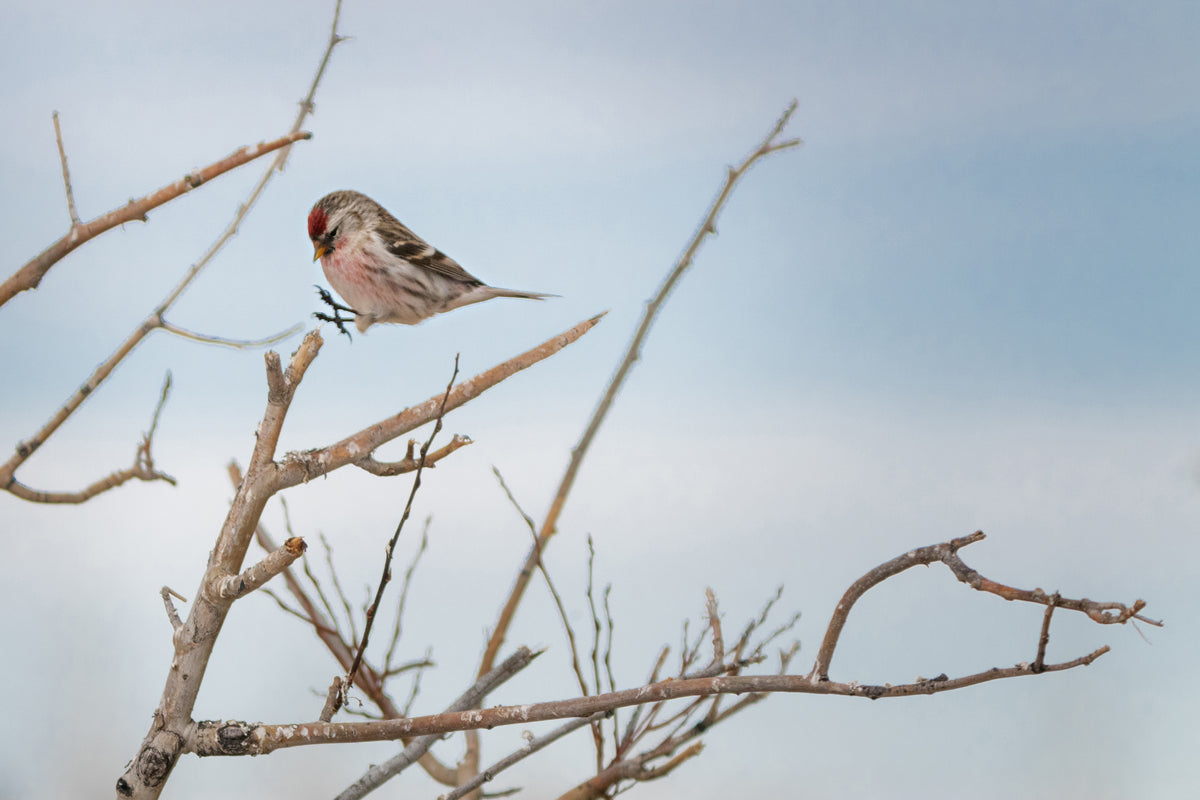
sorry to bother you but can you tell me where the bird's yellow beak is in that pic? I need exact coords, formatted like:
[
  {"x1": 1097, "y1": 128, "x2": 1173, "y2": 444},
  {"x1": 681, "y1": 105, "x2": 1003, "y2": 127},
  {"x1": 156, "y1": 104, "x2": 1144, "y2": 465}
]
[{"x1": 312, "y1": 243, "x2": 328, "y2": 261}]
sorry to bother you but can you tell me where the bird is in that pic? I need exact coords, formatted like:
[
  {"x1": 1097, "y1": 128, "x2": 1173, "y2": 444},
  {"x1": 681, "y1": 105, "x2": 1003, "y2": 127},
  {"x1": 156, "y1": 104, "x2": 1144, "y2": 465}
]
[{"x1": 307, "y1": 190, "x2": 553, "y2": 334}]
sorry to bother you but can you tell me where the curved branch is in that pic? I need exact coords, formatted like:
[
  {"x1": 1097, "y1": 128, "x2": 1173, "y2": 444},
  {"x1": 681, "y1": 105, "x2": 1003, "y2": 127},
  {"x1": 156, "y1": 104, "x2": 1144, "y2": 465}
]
[
  {"x1": 808, "y1": 531, "x2": 1156, "y2": 681},
  {"x1": 160, "y1": 319, "x2": 304, "y2": 349}
]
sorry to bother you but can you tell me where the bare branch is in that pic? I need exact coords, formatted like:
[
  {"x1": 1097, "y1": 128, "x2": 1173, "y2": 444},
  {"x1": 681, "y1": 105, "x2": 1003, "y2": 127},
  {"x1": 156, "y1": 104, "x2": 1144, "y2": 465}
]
[
  {"x1": 211, "y1": 537, "x2": 307, "y2": 601},
  {"x1": 323, "y1": 533, "x2": 361, "y2": 647},
  {"x1": 704, "y1": 588, "x2": 723, "y2": 670},
  {"x1": 238, "y1": 466, "x2": 458, "y2": 787},
  {"x1": 638, "y1": 741, "x2": 705, "y2": 782},
  {"x1": 809, "y1": 531, "x2": 1152, "y2": 681},
  {"x1": 2, "y1": 130, "x2": 312, "y2": 306},
  {"x1": 4, "y1": 371, "x2": 177, "y2": 503},
  {"x1": 602, "y1": 583, "x2": 618, "y2": 749},
  {"x1": 1033, "y1": 593, "x2": 1059, "y2": 673},
  {"x1": 439, "y1": 713, "x2": 608, "y2": 800},
  {"x1": 52, "y1": 111, "x2": 81, "y2": 226},
  {"x1": 383, "y1": 521, "x2": 430, "y2": 679},
  {"x1": 355, "y1": 434, "x2": 473, "y2": 476},
  {"x1": 160, "y1": 319, "x2": 304, "y2": 349},
  {"x1": 274, "y1": 313, "x2": 604, "y2": 490},
  {"x1": 495, "y1": 464, "x2": 596, "y2": 757},
  {"x1": 330, "y1": 647, "x2": 542, "y2": 800},
  {"x1": 189, "y1": 647, "x2": 1110, "y2": 757},
  {"x1": 160, "y1": 587, "x2": 186, "y2": 633},
  {"x1": 479, "y1": 101, "x2": 802, "y2": 676},
  {"x1": 342, "y1": 356, "x2": 459, "y2": 705},
  {"x1": 582, "y1": 538, "x2": 615, "y2": 771},
  {"x1": 940, "y1": 548, "x2": 1161, "y2": 627}
]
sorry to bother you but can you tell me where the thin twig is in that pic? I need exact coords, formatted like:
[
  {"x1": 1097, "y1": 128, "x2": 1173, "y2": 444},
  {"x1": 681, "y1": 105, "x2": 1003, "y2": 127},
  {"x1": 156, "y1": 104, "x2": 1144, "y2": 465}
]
[
  {"x1": 383, "y1": 521, "x2": 431, "y2": 678},
  {"x1": 603, "y1": 583, "x2": 618, "y2": 750},
  {"x1": 401, "y1": 647, "x2": 433, "y2": 717},
  {"x1": 160, "y1": 587, "x2": 186, "y2": 632},
  {"x1": 1033, "y1": 593, "x2": 1059, "y2": 673},
  {"x1": 324, "y1": 533, "x2": 360, "y2": 646},
  {"x1": 52, "y1": 111, "x2": 81, "y2": 226},
  {"x1": 344, "y1": 356, "x2": 460, "y2": 700},
  {"x1": 160, "y1": 319, "x2": 303, "y2": 349},
  {"x1": 332, "y1": 647, "x2": 541, "y2": 800},
  {"x1": 355, "y1": 435, "x2": 473, "y2": 476},
  {"x1": 809, "y1": 531, "x2": 1155, "y2": 681},
  {"x1": 478, "y1": 101, "x2": 802, "y2": 676},
  {"x1": 586, "y1": 536, "x2": 605, "y2": 771},
  {"x1": 494, "y1": 466, "x2": 592, "y2": 702},
  {"x1": 239, "y1": 468, "x2": 458, "y2": 788},
  {"x1": 439, "y1": 713, "x2": 608, "y2": 800}
]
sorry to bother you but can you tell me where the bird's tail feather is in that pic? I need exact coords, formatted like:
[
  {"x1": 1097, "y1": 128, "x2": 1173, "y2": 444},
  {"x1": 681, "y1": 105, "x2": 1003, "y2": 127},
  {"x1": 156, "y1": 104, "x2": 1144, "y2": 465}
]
[{"x1": 487, "y1": 288, "x2": 558, "y2": 300}]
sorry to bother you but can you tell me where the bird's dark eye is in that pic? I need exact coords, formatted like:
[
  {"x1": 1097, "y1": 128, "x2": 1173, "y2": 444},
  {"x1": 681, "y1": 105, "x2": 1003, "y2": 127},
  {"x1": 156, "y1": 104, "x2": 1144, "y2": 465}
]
[{"x1": 328, "y1": 225, "x2": 340, "y2": 240}]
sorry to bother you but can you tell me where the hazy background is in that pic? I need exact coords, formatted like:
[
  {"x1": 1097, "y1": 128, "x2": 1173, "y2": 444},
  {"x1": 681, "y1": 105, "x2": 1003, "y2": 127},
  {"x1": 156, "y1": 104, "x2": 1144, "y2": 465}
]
[{"x1": 2, "y1": 1, "x2": 1197, "y2": 798}]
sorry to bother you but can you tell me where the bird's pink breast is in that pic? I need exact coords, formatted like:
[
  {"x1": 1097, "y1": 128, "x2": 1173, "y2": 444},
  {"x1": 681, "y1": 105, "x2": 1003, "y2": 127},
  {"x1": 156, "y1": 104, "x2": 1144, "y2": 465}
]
[{"x1": 321, "y1": 247, "x2": 391, "y2": 311}]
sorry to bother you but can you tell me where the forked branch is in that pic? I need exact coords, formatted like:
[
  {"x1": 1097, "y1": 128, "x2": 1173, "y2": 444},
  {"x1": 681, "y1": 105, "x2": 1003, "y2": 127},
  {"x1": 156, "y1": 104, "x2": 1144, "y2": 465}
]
[{"x1": 809, "y1": 531, "x2": 1159, "y2": 681}]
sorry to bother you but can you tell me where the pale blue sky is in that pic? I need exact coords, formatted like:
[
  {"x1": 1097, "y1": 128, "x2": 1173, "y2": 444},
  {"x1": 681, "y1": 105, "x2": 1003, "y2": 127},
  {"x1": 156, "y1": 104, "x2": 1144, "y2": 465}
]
[{"x1": 2, "y1": 2, "x2": 1197, "y2": 798}]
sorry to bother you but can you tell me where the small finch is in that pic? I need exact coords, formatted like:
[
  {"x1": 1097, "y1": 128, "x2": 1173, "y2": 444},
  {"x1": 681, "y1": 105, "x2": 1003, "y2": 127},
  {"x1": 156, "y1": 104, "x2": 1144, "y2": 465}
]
[{"x1": 307, "y1": 190, "x2": 553, "y2": 333}]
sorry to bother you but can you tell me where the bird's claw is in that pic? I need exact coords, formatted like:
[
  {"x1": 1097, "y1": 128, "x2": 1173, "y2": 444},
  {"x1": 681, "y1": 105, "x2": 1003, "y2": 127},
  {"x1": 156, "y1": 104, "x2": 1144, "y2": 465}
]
[{"x1": 314, "y1": 285, "x2": 358, "y2": 340}]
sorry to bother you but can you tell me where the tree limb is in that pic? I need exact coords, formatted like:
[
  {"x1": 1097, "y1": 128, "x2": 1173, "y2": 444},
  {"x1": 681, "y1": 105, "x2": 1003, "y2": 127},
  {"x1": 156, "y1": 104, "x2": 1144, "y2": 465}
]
[
  {"x1": 1, "y1": 130, "x2": 311, "y2": 306},
  {"x1": 273, "y1": 313, "x2": 605, "y2": 491}
]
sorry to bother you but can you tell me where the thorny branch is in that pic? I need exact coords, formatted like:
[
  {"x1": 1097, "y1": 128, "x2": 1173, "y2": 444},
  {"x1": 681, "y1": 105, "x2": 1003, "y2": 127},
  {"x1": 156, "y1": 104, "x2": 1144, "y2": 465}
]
[{"x1": 478, "y1": 100, "x2": 803, "y2": 677}]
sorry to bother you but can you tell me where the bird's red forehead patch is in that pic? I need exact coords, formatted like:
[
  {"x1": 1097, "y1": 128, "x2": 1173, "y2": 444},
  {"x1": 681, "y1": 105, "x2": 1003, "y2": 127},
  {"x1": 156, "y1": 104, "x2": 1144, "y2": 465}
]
[{"x1": 307, "y1": 206, "x2": 328, "y2": 240}]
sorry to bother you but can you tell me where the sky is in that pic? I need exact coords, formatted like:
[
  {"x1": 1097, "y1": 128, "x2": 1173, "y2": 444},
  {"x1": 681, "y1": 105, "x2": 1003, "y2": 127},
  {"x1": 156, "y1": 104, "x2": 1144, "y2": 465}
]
[{"x1": 1, "y1": 1, "x2": 1198, "y2": 798}]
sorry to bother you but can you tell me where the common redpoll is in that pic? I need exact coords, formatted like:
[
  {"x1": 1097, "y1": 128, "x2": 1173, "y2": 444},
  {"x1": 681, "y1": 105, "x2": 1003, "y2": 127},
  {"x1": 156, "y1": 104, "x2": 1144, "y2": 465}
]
[{"x1": 307, "y1": 190, "x2": 553, "y2": 333}]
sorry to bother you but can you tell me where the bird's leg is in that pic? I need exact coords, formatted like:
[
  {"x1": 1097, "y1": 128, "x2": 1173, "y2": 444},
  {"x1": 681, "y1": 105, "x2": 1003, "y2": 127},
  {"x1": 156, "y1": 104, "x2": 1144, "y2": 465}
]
[{"x1": 313, "y1": 285, "x2": 358, "y2": 340}]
